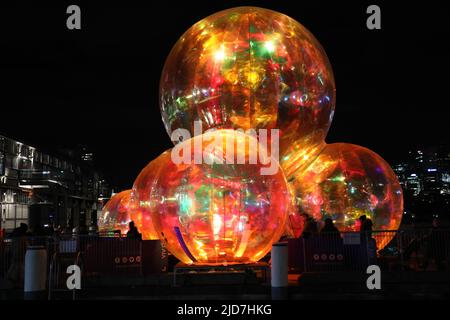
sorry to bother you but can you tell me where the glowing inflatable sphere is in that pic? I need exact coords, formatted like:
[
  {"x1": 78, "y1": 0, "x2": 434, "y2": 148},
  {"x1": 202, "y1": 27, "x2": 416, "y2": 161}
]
[
  {"x1": 132, "y1": 151, "x2": 172, "y2": 240},
  {"x1": 160, "y1": 6, "x2": 335, "y2": 155},
  {"x1": 150, "y1": 130, "x2": 291, "y2": 265},
  {"x1": 98, "y1": 190, "x2": 134, "y2": 236},
  {"x1": 280, "y1": 131, "x2": 327, "y2": 179},
  {"x1": 287, "y1": 143, "x2": 403, "y2": 249}
]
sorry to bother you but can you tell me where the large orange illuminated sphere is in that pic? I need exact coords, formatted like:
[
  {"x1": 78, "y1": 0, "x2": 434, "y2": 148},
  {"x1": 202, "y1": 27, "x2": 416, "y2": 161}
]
[
  {"x1": 160, "y1": 7, "x2": 335, "y2": 154},
  {"x1": 149, "y1": 130, "x2": 291, "y2": 265},
  {"x1": 287, "y1": 143, "x2": 403, "y2": 249},
  {"x1": 98, "y1": 190, "x2": 134, "y2": 236},
  {"x1": 132, "y1": 151, "x2": 172, "y2": 240}
]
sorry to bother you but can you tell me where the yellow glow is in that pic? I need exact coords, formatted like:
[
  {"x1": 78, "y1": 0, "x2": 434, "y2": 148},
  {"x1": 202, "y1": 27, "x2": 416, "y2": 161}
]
[
  {"x1": 214, "y1": 47, "x2": 226, "y2": 61},
  {"x1": 194, "y1": 239, "x2": 208, "y2": 260},
  {"x1": 213, "y1": 213, "x2": 223, "y2": 238},
  {"x1": 246, "y1": 71, "x2": 260, "y2": 86},
  {"x1": 235, "y1": 229, "x2": 252, "y2": 258},
  {"x1": 224, "y1": 70, "x2": 239, "y2": 84}
]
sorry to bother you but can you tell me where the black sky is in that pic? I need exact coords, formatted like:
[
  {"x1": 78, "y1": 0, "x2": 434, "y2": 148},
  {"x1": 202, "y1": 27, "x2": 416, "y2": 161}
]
[{"x1": 1, "y1": 1, "x2": 449, "y2": 190}]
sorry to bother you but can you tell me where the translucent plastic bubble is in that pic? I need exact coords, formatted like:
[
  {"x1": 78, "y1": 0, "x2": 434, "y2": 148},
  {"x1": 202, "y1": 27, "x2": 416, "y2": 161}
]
[
  {"x1": 287, "y1": 143, "x2": 403, "y2": 249},
  {"x1": 149, "y1": 129, "x2": 292, "y2": 265},
  {"x1": 98, "y1": 188, "x2": 160, "y2": 240},
  {"x1": 98, "y1": 190, "x2": 134, "y2": 236},
  {"x1": 132, "y1": 151, "x2": 172, "y2": 240},
  {"x1": 160, "y1": 6, "x2": 335, "y2": 154}
]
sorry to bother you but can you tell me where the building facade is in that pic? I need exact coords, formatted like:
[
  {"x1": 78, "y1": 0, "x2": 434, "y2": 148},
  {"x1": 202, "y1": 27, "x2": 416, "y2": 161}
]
[
  {"x1": 0, "y1": 134, "x2": 111, "y2": 232},
  {"x1": 394, "y1": 145, "x2": 450, "y2": 197},
  {"x1": 393, "y1": 144, "x2": 450, "y2": 222}
]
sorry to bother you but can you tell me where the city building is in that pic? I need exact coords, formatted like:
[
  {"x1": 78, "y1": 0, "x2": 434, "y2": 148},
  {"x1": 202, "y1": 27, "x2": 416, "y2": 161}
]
[
  {"x1": 394, "y1": 143, "x2": 450, "y2": 222},
  {"x1": 394, "y1": 144, "x2": 450, "y2": 197},
  {"x1": 0, "y1": 134, "x2": 112, "y2": 232}
]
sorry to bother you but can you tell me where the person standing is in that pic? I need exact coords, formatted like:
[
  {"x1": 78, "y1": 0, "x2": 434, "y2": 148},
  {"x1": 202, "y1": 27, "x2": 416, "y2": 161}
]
[{"x1": 126, "y1": 221, "x2": 142, "y2": 240}]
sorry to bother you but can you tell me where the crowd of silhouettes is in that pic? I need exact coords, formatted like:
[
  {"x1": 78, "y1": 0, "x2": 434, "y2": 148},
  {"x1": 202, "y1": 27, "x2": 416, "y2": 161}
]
[{"x1": 296, "y1": 213, "x2": 380, "y2": 265}]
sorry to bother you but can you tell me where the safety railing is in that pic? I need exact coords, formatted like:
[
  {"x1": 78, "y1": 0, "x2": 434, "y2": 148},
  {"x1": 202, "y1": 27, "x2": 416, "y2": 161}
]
[
  {"x1": 1, "y1": 234, "x2": 166, "y2": 294},
  {"x1": 2, "y1": 229, "x2": 449, "y2": 292},
  {"x1": 288, "y1": 229, "x2": 450, "y2": 273},
  {"x1": 1, "y1": 236, "x2": 57, "y2": 288}
]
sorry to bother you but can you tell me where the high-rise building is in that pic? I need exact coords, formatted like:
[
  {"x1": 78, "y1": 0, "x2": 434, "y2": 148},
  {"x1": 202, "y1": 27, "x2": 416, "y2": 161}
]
[
  {"x1": 394, "y1": 143, "x2": 450, "y2": 222},
  {"x1": 395, "y1": 144, "x2": 450, "y2": 196}
]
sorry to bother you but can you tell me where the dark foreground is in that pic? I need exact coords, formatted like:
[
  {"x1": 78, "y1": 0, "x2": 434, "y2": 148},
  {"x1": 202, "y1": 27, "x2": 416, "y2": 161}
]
[{"x1": 2, "y1": 271, "x2": 450, "y2": 300}]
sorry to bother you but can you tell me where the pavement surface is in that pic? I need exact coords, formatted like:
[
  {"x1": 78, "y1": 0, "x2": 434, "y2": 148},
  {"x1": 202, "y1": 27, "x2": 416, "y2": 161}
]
[{"x1": 2, "y1": 271, "x2": 450, "y2": 300}]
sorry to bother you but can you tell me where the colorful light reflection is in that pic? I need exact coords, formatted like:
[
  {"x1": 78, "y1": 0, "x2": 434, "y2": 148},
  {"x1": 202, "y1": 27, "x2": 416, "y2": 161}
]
[
  {"x1": 98, "y1": 188, "x2": 160, "y2": 240},
  {"x1": 160, "y1": 6, "x2": 335, "y2": 155},
  {"x1": 98, "y1": 190, "x2": 134, "y2": 236},
  {"x1": 132, "y1": 152, "x2": 171, "y2": 240},
  {"x1": 286, "y1": 143, "x2": 403, "y2": 249},
  {"x1": 149, "y1": 130, "x2": 292, "y2": 265}
]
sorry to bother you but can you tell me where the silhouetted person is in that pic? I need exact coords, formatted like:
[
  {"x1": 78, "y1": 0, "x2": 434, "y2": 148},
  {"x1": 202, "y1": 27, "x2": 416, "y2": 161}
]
[
  {"x1": 422, "y1": 218, "x2": 446, "y2": 271},
  {"x1": 359, "y1": 216, "x2": 377, "y2": 265},
  {"x1": 359, "y1": 215, "x2": 373, "y2": 241},
  {"x1": 10, "y1": 223, "x2": 28, "y2": 237},
  {"x1": 358, "y1": 215, "x2": 366, "y2": 232},
  {"x1": 362, "y1": 218, "x2": 373, "y2": 239},
  {"x1": 78, "y1": 223, "x2": 88, "y2": 235},
  {"x1": 300, "y1": 217, "x2": 319, "y2": 239},
  {"x1": 7, "y1": 223, "x2": 29, "y2": 285},
  {"x1": 127, "y1": 221, "x2": 142, "y2": 240},
  {"x1": 320, "y1": 218, "x2": 341, "y2": 240},
  {"x1": 321, "y1": 218, "x2": 339, "y2": 234}
]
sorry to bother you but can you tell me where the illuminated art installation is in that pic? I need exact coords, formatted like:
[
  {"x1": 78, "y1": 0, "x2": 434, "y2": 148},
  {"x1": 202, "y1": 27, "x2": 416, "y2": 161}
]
[
  {"x1": 132, "y1": 151, "x2": 171, "y2": 240},
  {"x1": 288, "y1": 144, "x2": 403, "y2": 249},
  {"x1": 158, "y1": 6, "x2": 403, "y2": 251},
  {"x1": 160, "y1": 6, "x2": 335, "y2": 157},
  {"x1": 148, "y1": 130, "x2": 291, "y2": 265},
  {"x1": 98, "y1": 188, "x2": 160, "y2": 240},
  {"x1": 98, "y1": 190, "x2": 134, "y2": 236}
]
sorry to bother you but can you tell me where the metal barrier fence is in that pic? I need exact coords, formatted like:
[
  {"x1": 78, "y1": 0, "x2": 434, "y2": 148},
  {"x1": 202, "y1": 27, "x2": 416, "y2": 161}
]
[
  {"x1": 378, "y1": 229, "x2": 450, "y2": 272},
  {"x1": 288, "y1": 229, "x2": 450, "y2": 273},
  {"x1": 1, "y1": 234, "x2": 166, "y2": 296},
  {"x1": 1, "y1": 236, "x2": 54, "y2": 288},
  {"x1": 1, "y1": 229, "x2": 449, "y2": 292}
]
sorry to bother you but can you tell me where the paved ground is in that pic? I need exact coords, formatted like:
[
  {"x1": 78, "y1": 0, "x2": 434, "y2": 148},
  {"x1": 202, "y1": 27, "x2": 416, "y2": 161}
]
[{"x1": 2, "y1": 271, "x2": 450, "y2": 300}]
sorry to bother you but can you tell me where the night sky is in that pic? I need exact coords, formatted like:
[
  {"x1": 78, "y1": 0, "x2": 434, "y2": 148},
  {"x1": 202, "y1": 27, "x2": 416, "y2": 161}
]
[{"x1": 1, "y1": 1, "x2": 449, "y2": 190}]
